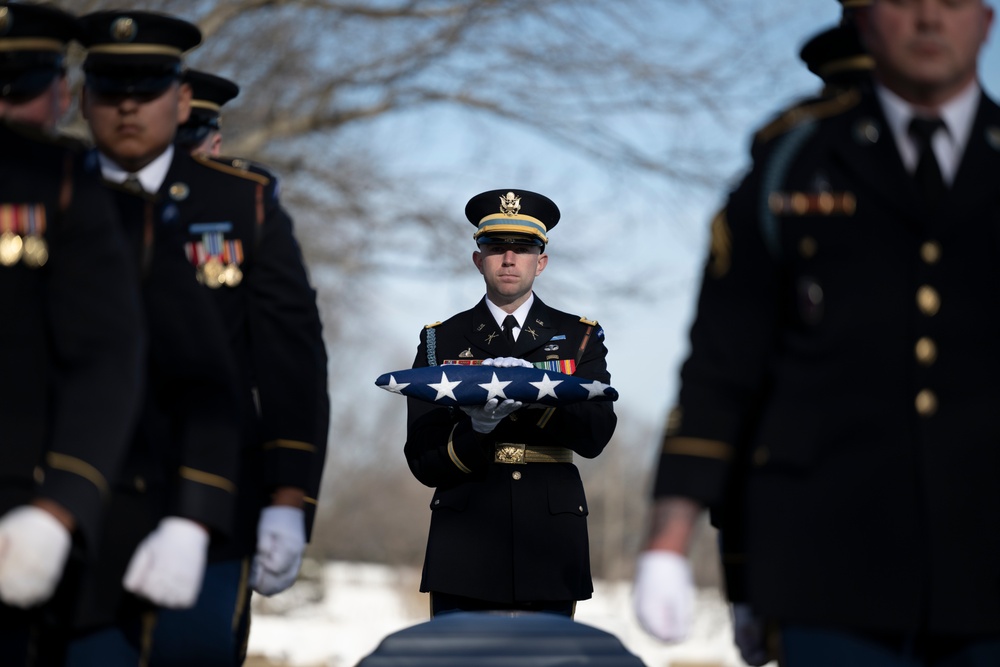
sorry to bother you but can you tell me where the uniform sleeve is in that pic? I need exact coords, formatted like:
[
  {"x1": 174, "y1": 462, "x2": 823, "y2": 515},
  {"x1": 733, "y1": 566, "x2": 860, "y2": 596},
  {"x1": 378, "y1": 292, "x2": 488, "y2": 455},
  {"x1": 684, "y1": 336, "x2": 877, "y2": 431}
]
[
  {"x1": 651, "y1": 163, "x2": 781, "y2": 507},
  {"x1": 403, "y1": 328, "x2": 494, "y2": 489},
  {"x1": 246, "y1": 192, "x2": 330, "y2": 506},
  {"x1": 40, "y1": 156, "x2": 144, "y2": 551}
]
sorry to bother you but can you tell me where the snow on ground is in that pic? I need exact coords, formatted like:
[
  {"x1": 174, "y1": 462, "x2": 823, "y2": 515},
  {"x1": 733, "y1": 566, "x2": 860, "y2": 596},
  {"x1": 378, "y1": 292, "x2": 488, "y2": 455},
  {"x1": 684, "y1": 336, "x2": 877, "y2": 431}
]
[{"x1": 247, "y1": 561, "x2": 761, "y2": 667}]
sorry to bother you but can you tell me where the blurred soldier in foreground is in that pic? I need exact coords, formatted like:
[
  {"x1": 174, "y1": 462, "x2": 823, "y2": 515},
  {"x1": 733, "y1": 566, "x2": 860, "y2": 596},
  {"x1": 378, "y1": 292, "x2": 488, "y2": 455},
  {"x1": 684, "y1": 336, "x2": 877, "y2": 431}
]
[
  {"x1": 715, "y1": 3, "x2": 876, "y2": 665},
  {"x1": 635, "y1": 0, "x2": 1000, "y2": 664},
  {"x1": 405, "y1": 190, "x2": 616, "y2": 617},
  {"x1": 154, "y1": 65, "x2": 330, "y2": 666},
  {"x1": 0, "y1": 2, "x2": 143, "y2": 663},
  {"x1": 62, "y1": 10, "x2": 244, "y2": 665}
]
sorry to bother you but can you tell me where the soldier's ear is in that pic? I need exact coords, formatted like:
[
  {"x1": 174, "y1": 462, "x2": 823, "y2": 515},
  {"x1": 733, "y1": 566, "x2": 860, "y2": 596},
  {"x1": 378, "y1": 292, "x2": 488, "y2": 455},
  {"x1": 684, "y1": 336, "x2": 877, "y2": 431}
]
[
  {"x1": 472, "y1": 250, "x2": 484, "y2": 274},
  {"x1": 535, "y1": 252, "x2": 548, "y2": 276},
  {"x1": 176, "y1": 81, "x2": 193, "y2": 124}
]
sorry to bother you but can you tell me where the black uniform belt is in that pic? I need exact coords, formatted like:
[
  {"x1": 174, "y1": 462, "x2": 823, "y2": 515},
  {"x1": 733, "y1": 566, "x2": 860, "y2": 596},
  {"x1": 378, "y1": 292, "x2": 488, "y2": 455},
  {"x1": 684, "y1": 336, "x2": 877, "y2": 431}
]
[{"x1": 494, "y1": 444, "x2": 573, "y2": 464}]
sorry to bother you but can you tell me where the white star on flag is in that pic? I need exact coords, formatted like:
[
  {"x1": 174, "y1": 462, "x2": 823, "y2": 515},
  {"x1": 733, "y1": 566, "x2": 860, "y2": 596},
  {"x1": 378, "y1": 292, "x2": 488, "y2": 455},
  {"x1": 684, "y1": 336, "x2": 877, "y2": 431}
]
[
  {"x1": 428, "y1": 371, "x2": 462, "y2": 401},
  {"x1": 384, "y1": 375, "x2": 410, "y2": 394},
  {"x1": 529, "y1": 373, "x2": 562, "y2": 400},
  {"x1": 478, "y1": 372, "x2": 512, "y2": 401},
  {"x1": 579, "y1": 380, "x2": 610, "y2": 399}
]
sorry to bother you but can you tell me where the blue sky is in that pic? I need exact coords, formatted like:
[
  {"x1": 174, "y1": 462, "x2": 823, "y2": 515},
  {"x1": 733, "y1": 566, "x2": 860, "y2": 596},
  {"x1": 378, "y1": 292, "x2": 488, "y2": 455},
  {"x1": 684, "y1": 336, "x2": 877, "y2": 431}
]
[{"x1": 350, "y1": 2, "x2": 1000, "y2": 448}]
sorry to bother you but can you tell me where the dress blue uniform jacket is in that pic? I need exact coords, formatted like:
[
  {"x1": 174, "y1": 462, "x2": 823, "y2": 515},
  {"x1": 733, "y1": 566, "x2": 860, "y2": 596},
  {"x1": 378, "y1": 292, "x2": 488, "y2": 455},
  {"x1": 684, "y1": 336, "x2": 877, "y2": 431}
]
[
  {"x1": 0, "y1": 120, "x2": 142, "y2": 555},
  {"x1": 654, "y1": 82, "x2": 1000, "y2": 636},
  {"x1": 177, "y1": 155, "x2": 329, "y2": 560},
  {"x1": 71, "y1": 151, "x2": 243, "y2": 630},
  {"x1": 405, "y1": 296, "x2": 616, "y2": 603}
]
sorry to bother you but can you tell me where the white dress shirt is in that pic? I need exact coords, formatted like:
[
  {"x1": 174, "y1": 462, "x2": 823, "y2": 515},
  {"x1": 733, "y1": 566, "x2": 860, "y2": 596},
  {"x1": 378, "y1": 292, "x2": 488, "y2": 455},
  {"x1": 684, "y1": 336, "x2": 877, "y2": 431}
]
[
  {"x1": 97, "y1": 144, "x2": 174, "y2": 194},
  {"x1": 484, "y1": 293, "x2": 534, "y2": 342},
  {"x1": 875, "y1": 81, "x2": 980, "y2": 186}
]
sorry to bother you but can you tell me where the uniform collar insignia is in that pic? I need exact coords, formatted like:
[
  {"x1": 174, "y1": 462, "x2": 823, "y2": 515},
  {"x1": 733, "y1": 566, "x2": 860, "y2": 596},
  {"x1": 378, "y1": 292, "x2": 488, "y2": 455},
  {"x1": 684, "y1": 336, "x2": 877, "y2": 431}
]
[
  {"x1": 853, "y1": 118, "x2": 880, "y2": 145},
  {"x1": 986, "y1": 126, "x2": 1000, "y2": 152}
]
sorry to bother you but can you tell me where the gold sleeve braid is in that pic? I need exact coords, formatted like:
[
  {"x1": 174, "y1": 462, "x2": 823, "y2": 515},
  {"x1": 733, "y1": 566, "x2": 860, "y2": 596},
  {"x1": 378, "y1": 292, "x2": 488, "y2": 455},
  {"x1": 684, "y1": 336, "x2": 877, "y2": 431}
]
[
  {"x1": 446, "y1": 424, "x2": 472, "y2": 474},
  {"x1": 46, "y1": 452, "x2": 109, "y2": 498},
  {"x1": 262, "y1": 439, "x2": 317, "y2": 453},
  {"x1": 661, "y1": 436, "x2": 733, "y2": 461},
  {"x1": 179, "y1": 466, "x2": 236, "y2": 494}
]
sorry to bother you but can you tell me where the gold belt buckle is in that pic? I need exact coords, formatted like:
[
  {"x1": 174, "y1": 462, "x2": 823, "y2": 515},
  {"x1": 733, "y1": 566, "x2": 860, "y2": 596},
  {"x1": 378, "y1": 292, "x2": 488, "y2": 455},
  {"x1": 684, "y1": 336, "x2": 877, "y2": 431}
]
[{"x1": 494, "y1": 443, "x2": 526, "y2": 464}]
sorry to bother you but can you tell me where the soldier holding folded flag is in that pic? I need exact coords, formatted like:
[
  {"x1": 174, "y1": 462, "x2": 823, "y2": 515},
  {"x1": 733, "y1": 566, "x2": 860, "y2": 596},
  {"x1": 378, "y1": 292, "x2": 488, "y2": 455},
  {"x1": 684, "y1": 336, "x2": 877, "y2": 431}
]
[{"x1": 404, "y1": 189, "x2": 617, "y2": 617}]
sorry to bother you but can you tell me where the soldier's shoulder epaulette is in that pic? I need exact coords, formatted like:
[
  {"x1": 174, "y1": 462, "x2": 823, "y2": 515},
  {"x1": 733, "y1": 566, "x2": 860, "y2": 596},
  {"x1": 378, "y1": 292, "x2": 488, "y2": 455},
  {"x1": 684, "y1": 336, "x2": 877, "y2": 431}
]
[
  {"x1": 754, "y1": 87, "x2": 861, "y2": 146},
  {"x1": 219, "y1": 155, "x2": 278, "y2": 180},
  {"x1": 193, "y1": 154, "x2": 271, "y2": 186},
  {"x1": 424, "y1": 321, "x2": 442, "y2": 329},
  {"x1": 579, "y1": 316, "x2": 598, "y2": 327}
]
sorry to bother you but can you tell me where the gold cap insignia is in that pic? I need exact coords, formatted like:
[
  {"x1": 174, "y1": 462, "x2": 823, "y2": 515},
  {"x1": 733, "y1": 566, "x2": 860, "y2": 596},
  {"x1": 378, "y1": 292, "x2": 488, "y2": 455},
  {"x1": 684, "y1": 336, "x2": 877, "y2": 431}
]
[
  {"x1": 169, "y1": 182, "x2": 190, "y2": 201},
  {"x1": 0, "y1": 8, "x2": 10, "y2": 35},
  {"x1": 111, "y1": 17, "x2": 137, "y2": 43},
  {"x1": 499, "y1": 192, "x2": 521, "y2": 217}
]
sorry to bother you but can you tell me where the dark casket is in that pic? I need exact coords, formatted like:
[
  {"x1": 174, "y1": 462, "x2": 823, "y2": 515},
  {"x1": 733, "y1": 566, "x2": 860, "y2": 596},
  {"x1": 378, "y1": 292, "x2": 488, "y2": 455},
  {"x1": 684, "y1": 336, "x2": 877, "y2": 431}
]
[{"x1": 356, "y1": 611, "x2": 647, "y2": 667}]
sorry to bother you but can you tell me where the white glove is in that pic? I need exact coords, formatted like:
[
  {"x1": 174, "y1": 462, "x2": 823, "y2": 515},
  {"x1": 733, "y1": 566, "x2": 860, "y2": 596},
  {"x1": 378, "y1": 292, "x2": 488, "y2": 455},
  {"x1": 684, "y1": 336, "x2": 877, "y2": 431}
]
[
  {"x1": 0, "y1": 505, "x2": 72, "y2": 608},
  {"x1": 460, "y1": 397, "x2": 523, "y2": 433},
  {"x1": 482, "y1": 357, "x2": 534, "y2": 369},
  {"x1": 732, "y1": 603, "x2": 770, "y2": 666},
  {"x1": 250, "y1": 505, "x2": 306, "y2": 596},
  {"x1": 123, "y1": 516, "x2": 209, "y2": 609},
  {"x1": 633, "y1": 550, "x2": 695, "y2": 643}
]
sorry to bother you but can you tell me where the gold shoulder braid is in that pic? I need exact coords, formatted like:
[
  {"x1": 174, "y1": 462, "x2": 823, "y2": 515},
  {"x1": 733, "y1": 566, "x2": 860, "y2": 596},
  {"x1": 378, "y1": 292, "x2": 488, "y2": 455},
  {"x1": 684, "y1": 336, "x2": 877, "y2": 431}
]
[
  {"x1": 755, "y1": 87, "x2": 861, "y2": 146},
  {"x1": 192, "y1": 154, "x2": 270, "y2": 186},
  {"x1": 708, "y1": 208, "x2": 732, "y2": 279}
]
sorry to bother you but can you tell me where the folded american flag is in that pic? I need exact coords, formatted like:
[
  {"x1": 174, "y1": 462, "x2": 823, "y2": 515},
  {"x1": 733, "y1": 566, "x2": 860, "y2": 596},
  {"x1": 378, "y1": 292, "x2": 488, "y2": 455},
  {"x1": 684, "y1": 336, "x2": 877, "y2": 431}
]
[{"x1": 375, "y1": 365, "x2": 618, "y2": 407}]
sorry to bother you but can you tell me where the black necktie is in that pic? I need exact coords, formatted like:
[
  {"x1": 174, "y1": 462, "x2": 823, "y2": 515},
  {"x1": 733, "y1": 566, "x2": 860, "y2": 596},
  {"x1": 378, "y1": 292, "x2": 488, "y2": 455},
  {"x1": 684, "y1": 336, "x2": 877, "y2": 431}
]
[
  {"x1": 908, "y1": 116, "x2": 946, "y2": 209},
  {"x1": 502, "y1": 314, "x2": 518, "y2": 349},
  {"x1": 123, "y1": 174, "x2": 144, "y2": 194}
]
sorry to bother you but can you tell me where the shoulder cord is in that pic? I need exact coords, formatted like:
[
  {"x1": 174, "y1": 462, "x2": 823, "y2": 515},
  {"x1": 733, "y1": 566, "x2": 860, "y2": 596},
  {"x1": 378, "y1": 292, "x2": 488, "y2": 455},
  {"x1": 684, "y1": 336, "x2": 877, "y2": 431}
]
[
  {"x1": 426, "y1": 327, "x2": 438, "y2": 367},
  {"x1": 759, "y1": 122, "x2": 817, "y2": 260}
]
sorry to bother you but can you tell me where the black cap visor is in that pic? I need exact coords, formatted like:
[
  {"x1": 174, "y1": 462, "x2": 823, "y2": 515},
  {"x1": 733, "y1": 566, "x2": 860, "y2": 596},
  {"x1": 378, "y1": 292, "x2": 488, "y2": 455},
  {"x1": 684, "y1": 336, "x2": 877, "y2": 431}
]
[
  {"x1": 0, "y1": 49, "x2": 64, "y2": 99},
  {"x1": 85, "y1": 66, "x2": 180, "y2": 97},
  {"x1": 0, "y1": 66, "x2": 61, "y2": 100},
  {"x1": 475, "y1": 233, "x2": 544, "y2": 248}
]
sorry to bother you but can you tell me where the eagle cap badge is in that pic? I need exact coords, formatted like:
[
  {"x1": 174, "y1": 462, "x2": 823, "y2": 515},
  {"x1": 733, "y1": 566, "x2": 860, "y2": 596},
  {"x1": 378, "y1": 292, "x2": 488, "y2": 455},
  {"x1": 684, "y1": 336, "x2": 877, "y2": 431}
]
[
  {"x1": 111, "y1": 17, "x2": 136, "y2": 42},
  {"x1": 499, "y1": 192, "x2": 521, "y2": 217}
]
